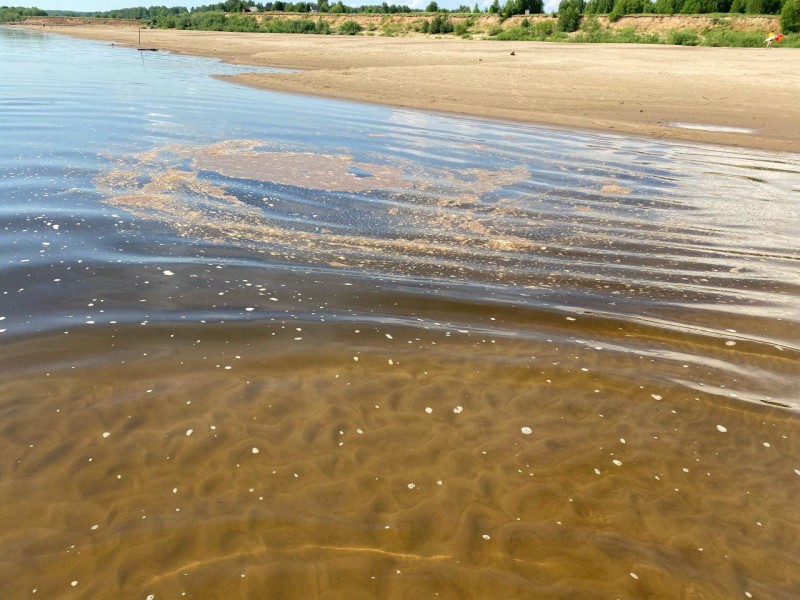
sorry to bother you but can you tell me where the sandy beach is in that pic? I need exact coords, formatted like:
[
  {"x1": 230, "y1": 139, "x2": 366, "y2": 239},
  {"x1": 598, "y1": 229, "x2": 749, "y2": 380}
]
[{"x1": 25, "y1": 24, "x2": 800, "y2": 152}]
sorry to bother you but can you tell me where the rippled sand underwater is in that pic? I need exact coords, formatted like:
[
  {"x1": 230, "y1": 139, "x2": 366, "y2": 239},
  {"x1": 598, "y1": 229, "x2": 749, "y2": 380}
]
[
  {"x1": 3, "y1": 134, "x2": 800, "y2": 600},
  {"x1": 2, "y1": 27, "x2": 800, "y2": 600}
]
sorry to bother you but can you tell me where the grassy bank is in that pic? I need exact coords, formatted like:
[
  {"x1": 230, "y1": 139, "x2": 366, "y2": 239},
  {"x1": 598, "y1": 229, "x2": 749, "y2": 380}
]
[{"x1": 21, "y1": 13, "x2": 798, "y2": 47}]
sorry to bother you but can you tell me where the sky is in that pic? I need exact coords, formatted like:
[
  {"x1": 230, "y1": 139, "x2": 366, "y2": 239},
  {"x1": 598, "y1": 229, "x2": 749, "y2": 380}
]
[{"x1": 23, "y1": 0, "x2": 560, "y2": 14}]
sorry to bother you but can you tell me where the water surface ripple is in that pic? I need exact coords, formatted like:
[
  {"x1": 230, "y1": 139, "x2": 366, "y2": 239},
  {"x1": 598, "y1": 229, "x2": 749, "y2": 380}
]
[{"x1": 1, "y1": 26, "x2": 800, "y2": 599}]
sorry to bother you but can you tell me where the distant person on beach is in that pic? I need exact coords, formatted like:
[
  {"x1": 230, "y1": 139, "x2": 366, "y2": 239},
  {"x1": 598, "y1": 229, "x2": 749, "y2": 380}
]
[{"x1": 765, "y1": 32, "x2": 783, "y2": 48}]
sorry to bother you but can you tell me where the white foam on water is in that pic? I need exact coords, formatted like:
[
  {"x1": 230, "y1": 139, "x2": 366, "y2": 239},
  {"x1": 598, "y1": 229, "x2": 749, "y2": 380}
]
[{"x1": 668, "y1": 122, "x2": 756, "y2": 134}]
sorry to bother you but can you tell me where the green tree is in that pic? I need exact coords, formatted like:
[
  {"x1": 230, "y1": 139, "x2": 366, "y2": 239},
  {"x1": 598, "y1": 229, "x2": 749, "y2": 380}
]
[
  {"x1": 488, "y1": 0, "x2": 501, "y2": 12},
  {"x1": 473, "y1": 2, "x2": 481, "y2": 10},
  {"x1": 557, "y1": 0, "x2": 584, "y2": 30},
  {"x1": 653, "y1": 0, "x2": 683, "y2": 12},
  {"x1": 584, "y1": 0, "x2": 614, "y2": 12},
  {"x1": 782, "y1": 0, "x2": 800, "y2": 31},
  {"x1": 426, "y1": 0, "x2": 439, "y2": 10},
  {"x1": 609, "y1": 0, "x2": 647, "y2": 20},
  {"x1": 501, "y1": 0, "x2": 544, "y2": 16}
]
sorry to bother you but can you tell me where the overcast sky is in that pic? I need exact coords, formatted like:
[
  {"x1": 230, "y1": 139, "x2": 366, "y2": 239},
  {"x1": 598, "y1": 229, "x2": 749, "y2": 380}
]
[{"x1": 26, "y1": 0, "x2": 560, "y2": 14}]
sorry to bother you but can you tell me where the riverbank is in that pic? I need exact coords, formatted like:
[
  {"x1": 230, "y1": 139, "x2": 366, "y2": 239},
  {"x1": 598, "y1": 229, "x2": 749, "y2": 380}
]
[{"x1": 22, "y1": 23, "x2": 800, "y2": 152}]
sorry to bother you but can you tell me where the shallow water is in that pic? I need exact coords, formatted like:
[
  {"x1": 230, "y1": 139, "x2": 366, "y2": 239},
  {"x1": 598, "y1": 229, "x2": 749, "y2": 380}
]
[{"x1": 2, "y1": 27, "x2": 800, "y2": 599}]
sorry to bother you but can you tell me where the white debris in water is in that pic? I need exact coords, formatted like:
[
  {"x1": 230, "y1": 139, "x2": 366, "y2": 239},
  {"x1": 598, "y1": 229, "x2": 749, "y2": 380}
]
[
  {"x1": 745, "y1": 593, "x2": 753, "y2": 599},
  {"x1": 385, "y1": 334, "x2": 393, "y2": 339},
  {"x1": 763, "y1": 442, "x2": 771, "y2": 448},
  {"x1": 353, "y1": 356, "x2": 359, "y2": 362},
  {"x1": 102, "y1": 432, "x2": 110, "y2": 439},
  {"x1": 725, "y1": 341, "x2": 736, "y2": 346},
  {"x1": 565, "y1": 317, "x2": 576, "y2": 321},
  {"x1": 651, "y1": 394, "x2": 662, "y2": 401},
  {"x1": 146, "y1": 595, "x2": 156, "y2": 600},
  {"x1": 90, "y1": 524, "x2": 99, "y2": 530},
  {"x1": 163, "y1": 270, "x2": 174, "y2": 276},
  {"x1": 70, "y1": 581, "x2": 78, "y2": 587},
  {"x1": 630, "y1": 573, "x2": 639, "y2": 580},
  {"x1": 795, "y1": 469, "x2": 800, "y2": 476},
  {"x1": 251, "y1": 447, "x2": 260, "y2": 455},
  {"x1": 613, "y1": 460, "x2": 622, "y2": 467},
  {"x1": 425, "y1": 407, "x2": 433, "y2": 414},
  {"x1": 185, "y1": 429, "x2": 193, "y2": 436},
  {"x1": 407, "y1": 483, "x2": 415, "y2": 490},
  {"x1": 521, "y1": 427, "x2": 532, "y2": 435},
  {"x1": 594, "y1": 468, "x2": 601, "y2": 475},
  {"x1": 453, "y1": 406, "x2": 463, "y2": 414},
  {"x1": 437, "y1": 480, "x2": 443, "y2": 485},
  {"x1": 482, "y1": 534, "x2": 491, "y2": 540},
  {"x1": 717, "y1": 425, "x2": 728, "y2": 433},
  {"x1": 245, "y1": 307, "x2": 255, "y2": 312},
  {"x1": 620, "y1": 438, "x2": 626, "y2": 444}
]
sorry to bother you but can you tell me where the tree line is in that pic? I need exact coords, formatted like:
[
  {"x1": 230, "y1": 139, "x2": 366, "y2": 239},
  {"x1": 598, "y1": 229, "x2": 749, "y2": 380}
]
[
  {"x1": 2, "y1": 0, "x2": 796, "y2": 32},
  {"x1": 558, "y1": 0, "x2": 798, "y2": 32},
  {"x1": 0, "y1": 6, "x2": 47, "y2": 23}
]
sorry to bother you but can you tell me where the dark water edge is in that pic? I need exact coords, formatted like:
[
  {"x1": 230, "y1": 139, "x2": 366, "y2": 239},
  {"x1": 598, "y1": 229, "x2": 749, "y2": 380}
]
[{"x1": 1, "y1": 26, "x2": 800, "y2": 599}]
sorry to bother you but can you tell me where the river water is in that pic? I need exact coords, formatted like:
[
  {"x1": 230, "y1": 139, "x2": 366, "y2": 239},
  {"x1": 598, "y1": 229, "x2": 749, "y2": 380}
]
[{"x1": 1, "y1": 26, "x2": 800, "y2": 599}]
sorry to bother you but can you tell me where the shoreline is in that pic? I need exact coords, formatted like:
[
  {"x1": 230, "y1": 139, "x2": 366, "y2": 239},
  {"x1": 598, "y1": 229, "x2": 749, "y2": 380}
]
[{"x1": 18, "y1": 24, "x2": 800, "y2": 153}]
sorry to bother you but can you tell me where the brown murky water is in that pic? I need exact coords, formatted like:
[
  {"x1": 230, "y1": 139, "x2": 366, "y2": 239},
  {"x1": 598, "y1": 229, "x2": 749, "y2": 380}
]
[{"x1": 2, "y1": 28, "x2": 800, "y2": 599}]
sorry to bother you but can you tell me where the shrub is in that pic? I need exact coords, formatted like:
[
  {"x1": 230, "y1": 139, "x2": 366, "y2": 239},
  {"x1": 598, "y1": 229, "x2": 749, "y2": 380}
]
[
  {"x1": 262, "y1": 18, "x2": 328, "y2": 33},
  {"x1": 535, "y1": 19, "x2": 556, "y2": 34},
  {"x1": 454, "y1": 19, "x2": 471, "y2": 34},
  {"x1": 780, "y1": 32, "x2": 800, "y2": 45},
  {"x1": 701, "y1": 29, "x2": 764, "y2": 45},
  {"x1": 192, "y1": 11, "x2": 227, "y2": 31},
  {"x1": 494, "y1": 25, "x2": 539, "y2": 38},
  {"x1": 428, "y1": 14, "x2": 453, "y2": 33},
  {"x1": 337, "y1": 19, "x2": 362, "y2": 34},
  {"x1": 224, "y1": 15, "x2": 261, "y2": 32},
  {"x1": 668, "y1": 28, "x2": 700, "y2": 44}
]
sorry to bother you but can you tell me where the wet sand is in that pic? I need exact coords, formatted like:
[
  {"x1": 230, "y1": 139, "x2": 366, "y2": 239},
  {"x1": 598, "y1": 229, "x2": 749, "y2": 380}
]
[
  {"x1": 3, "y1": 326, "x2": 800, "y2": 599},
  {"x1": 27, "y1": 24, "x2": 800, "y2": 153}
]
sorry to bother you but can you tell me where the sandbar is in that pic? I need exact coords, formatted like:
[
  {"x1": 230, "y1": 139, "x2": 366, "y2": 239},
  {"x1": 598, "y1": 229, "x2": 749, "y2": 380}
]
[{"x1": 24, "y1": 24, "x2": 800, "y2": 152}]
